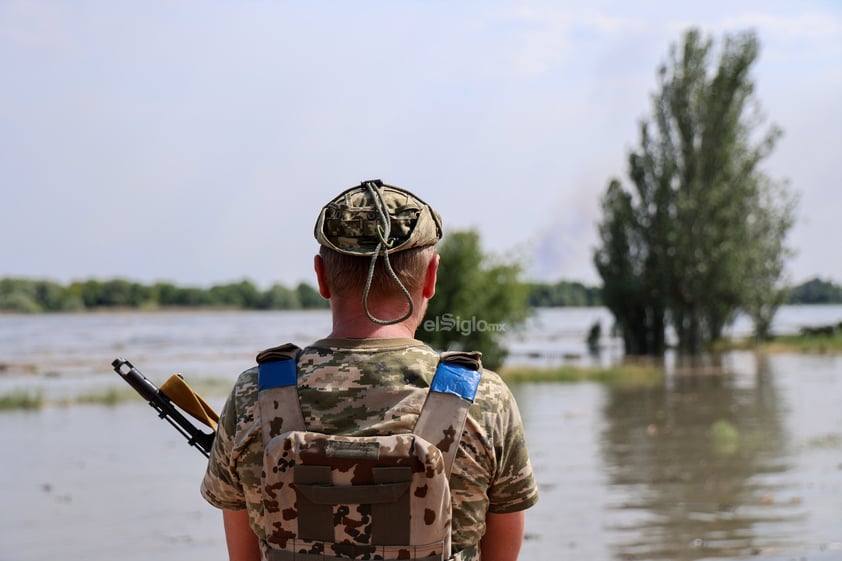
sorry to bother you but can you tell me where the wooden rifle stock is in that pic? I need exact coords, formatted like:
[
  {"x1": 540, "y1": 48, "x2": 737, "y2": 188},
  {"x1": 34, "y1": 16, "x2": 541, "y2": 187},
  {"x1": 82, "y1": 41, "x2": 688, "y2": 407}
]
[{"x1": 112, "y1": 357, "x2": 215, "y2": 458}]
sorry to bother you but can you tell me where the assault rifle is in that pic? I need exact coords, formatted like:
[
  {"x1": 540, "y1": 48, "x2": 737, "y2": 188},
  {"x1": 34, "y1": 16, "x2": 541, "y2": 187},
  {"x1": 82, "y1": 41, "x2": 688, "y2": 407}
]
[{"x1": 111, "y1": 357, "x2": 218, "y2": 458}]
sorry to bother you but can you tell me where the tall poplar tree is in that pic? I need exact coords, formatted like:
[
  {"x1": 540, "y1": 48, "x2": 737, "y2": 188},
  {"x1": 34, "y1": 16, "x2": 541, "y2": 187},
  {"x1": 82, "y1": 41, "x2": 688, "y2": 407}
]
[{"x1": 594, "y1": 28, "x2": 796, "y2": 354}]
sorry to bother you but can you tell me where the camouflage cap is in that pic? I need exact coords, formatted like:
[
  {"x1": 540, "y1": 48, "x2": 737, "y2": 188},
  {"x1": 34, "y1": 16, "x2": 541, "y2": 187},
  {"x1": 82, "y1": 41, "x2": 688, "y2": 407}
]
[{"x1": 314, "y1": 179, "x2": 443, "y2": 256}]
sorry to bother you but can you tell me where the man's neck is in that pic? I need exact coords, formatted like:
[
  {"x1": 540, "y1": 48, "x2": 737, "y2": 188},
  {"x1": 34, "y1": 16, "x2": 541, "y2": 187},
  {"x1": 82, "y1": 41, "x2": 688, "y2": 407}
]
[{"x1": 327, "y1": 299, "x2": 422, "y2": 340}]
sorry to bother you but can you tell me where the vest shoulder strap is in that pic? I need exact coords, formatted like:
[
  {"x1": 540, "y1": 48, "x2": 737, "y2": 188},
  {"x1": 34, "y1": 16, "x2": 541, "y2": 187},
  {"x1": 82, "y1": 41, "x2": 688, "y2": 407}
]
[
  {"x1": 414, "y1": 351, "x2": 483, "y2": 478},
  {"x1": 256, "y1": 343, "x2": 304, "y2": 447},
  {"x1": 255, "y1": 343, "x2": 484, "y2": 478}
]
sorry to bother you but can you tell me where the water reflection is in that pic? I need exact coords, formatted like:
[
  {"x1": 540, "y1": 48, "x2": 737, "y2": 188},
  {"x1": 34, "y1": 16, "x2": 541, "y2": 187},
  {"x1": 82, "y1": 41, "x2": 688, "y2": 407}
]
[{"x1": 601, "y1": 354, "x2": 806, "y2": 560}]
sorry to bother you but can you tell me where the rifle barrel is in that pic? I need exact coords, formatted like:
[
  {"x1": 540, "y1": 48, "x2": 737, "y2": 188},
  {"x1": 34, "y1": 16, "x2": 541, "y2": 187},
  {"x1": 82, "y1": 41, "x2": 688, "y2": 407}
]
[{"x1": 112, "y1": 357, "x2": 214, "y2": 457}]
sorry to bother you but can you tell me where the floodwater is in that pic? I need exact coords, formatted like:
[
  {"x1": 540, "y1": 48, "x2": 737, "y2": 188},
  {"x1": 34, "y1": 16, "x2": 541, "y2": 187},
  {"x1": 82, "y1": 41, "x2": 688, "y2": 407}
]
[{"x1": 1, "y1": 307, "x2": 841, "y2": 561}]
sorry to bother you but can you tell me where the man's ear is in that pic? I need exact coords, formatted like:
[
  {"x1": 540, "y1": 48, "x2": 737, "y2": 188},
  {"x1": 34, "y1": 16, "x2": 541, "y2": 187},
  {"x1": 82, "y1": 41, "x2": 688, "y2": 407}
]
[
  {"x1": 422, "y1": 253, "x2": 439, "y2": 299},
  {"x1": 314, "y1": 254, "x2": 331, "y2": 299}
]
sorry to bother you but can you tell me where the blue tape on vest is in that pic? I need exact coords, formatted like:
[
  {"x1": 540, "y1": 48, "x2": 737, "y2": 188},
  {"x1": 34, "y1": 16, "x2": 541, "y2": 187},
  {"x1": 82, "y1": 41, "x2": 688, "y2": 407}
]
[
  {"x1": 430, "y1": 362, "x2": 482, "y2": 403},
  {"x1": 257, "y1": 359, "x2": 297, "y2": 391}
]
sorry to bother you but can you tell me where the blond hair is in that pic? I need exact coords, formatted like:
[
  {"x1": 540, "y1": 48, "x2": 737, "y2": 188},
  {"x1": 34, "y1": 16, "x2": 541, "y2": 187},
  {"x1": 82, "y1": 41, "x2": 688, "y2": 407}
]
[{"x1": 319, "y1": 245, "x2": 435, "y2": 301}]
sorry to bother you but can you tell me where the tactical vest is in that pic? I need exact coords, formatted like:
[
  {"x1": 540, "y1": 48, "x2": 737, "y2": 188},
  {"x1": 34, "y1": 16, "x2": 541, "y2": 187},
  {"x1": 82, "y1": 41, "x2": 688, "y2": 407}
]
[{"x1": 256, "y1": 343, "x2": 483, "y2": 561}]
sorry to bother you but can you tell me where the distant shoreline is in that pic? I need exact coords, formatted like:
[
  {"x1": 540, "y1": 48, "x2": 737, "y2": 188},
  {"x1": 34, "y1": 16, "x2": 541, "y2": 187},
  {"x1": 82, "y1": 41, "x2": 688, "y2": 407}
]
[
  {"x1": 3, "y1": 276, "x2": 840, "y2": 314},
  {"x1": 2, "y1": 301, "x2": 842, "y2": 316}
]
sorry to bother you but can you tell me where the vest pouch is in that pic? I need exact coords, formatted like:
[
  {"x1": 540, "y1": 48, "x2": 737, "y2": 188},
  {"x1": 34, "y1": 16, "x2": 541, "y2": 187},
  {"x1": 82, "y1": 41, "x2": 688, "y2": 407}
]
[{"x1": 262, "y1": 431, "x2": 451, "y2": 560}]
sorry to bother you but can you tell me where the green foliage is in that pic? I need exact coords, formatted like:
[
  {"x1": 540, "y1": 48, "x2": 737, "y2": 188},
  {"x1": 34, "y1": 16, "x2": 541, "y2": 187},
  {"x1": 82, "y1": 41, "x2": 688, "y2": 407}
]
[
  {"x1": 0, "y1": 377, "x2": 236, "y2": 411},
  {"x1": 157, "y1": 283, "x2": 214, "y2": 307},
  {"x1": 0, "y1": 278, "x2": 70, "y2": 312},
  {"x1": 0, "y1": 290, "x2": 41, "y2": 313},
  {"x1": 262, "y1": 283, "x2": 301, "y2": 310},
  {"x1": 773, "y1": 330, "x2": 842, "y2": 354},
  {"x1": 594, "y1": 28, "x2": 797, "y2": 355},
  {"x1": 526, "y1": 280, "x2": 602, "y2": 307},
  {"x1": 499, "y1": 363, "x2": 663, "y2": 388},
  {"x1": 296, "y1": 282, "x2": 329, "y2": 309},
  {"x1": 208, "y1": 280, "x2": 263, "y2": 308},
  {"x1": 0, "y1": 277, "x2": 326, "y2": 312},
  {"x1": 416, "y1": 230, "x2": 530, "y2": 371},
  {"x1": 710, "y1": 419, "x2": 740, "y2": 456},
  {"x1": 595, "y1": 180, "x2": 665, "y2": 355},
  {"x1": 788, "y1": 278, "x2": 842, "y2": 304},
  {"x1": 75, "y1": 387, "x2": 128, "y2": 406},
  {"x1": 0, "y1": 390, "x2": 44, "y2": 410}
]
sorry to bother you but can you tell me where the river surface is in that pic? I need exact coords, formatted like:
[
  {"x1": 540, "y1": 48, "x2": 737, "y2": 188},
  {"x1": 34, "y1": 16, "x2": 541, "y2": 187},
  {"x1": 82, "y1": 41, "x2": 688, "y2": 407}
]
[{"x1": 1, "y1": 307, "x2": 841, "y2": 561}]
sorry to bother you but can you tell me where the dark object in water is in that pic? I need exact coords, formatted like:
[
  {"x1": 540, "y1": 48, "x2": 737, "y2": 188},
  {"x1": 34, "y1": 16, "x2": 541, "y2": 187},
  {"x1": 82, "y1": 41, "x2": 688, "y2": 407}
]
[{"x1": 799, "y1": 324, "x2": 837, "y2": 337}]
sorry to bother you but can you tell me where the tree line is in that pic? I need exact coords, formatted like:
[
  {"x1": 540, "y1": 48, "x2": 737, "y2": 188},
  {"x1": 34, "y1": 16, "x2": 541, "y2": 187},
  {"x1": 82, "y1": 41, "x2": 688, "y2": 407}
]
[
  {"x1": 787, "y1": 278, "x2": 842, "y2": 305},
  {"x1": 0, "y1": 275, "x2": 599, "y2": 313},
  {"x1": 1, "y1": 274, "x2": 837, "y2": 315},
  {"x1": 0, "y1": 277, "x2": 329, "y2": 313}
]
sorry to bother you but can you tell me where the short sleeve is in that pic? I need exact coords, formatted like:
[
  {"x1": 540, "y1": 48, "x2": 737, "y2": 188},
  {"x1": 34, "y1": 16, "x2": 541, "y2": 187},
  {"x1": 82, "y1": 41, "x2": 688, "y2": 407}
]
[
  {"x1": 200, "y1": 385, "x2": 247, "y2": 510},
  {"x1": 486, "y1": 381, "x2": 539, "y2": 514}
]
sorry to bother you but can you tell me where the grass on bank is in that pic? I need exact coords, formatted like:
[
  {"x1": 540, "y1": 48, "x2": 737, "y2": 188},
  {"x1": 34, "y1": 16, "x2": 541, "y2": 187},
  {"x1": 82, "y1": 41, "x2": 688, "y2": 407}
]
[
  {"x1": 0, "y1": 376, "x2": 234, "y2": 412},
  {"x1": 0, "y1": 390, "x2": 44, "y2": 410},
  {"x1": 0, "y1": 364, "x2": 665, "y2": 411},
  {"x1": 713, "y1": 331, "x2": 842, "y2": 354},
  {"x1": 499, "y1": 363, "x2": 664, "y2": 388},
  {"x1": 6, "y1": 329, "x2": 840, "y2": 412},
  {"x1": 74, "y1": 387, "x2": 137, "y2": 406}
]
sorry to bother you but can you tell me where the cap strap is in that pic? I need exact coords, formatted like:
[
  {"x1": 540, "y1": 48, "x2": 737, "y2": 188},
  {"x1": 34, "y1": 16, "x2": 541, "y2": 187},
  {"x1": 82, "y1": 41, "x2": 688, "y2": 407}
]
[{"x1": 361, "y1": 180, "x2": 415, "y2": 325}]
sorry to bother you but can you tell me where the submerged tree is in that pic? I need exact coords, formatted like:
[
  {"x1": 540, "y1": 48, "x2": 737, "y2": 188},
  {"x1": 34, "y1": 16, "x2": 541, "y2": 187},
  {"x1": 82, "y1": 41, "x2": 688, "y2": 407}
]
[{"x1": 594, "y1": 28, "x2": 796, "y2": 354}]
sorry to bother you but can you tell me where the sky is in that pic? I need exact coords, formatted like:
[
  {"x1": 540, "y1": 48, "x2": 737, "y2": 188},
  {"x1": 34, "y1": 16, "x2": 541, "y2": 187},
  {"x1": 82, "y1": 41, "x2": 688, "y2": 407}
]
[{"x1": 1, "y1": 0, "x2": 840, "y2": 289}]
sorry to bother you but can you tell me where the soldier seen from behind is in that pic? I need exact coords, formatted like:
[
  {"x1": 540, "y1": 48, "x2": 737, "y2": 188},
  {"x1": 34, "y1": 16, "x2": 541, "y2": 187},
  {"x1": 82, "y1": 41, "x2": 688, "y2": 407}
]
[{"x1": 201, "y1": 179, "x2": 539, "y2": 561}]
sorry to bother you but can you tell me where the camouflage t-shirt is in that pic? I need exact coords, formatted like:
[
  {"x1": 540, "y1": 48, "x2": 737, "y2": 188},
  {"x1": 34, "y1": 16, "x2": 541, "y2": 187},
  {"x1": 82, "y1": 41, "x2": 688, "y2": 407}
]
[{"x1": 201, "y1": 337, "x2": 538, "y2": 555}]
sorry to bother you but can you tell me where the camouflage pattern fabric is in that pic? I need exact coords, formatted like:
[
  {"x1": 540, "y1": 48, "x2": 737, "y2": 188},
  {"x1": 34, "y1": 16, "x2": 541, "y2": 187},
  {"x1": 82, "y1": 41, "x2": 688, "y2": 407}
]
[
  {"x1": 262, "y1": 432, "x2": 451, "y2": 559},
  {"x1": 201, "y1": 338, "x2": 539, "y2": 559},
  {"x1": 314, "y1": 180, "x2": 443, "y2": 256}
]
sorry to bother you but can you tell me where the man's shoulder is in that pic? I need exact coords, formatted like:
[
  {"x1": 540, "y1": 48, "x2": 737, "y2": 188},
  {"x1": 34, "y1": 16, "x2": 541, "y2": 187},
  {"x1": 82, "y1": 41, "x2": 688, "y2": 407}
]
[
  {"x1": 230, "y1": 365, "x2": 259, "y2": 401},
  {"x1": 240, "y1": 341, "x2": 515, "y2": 396},
  {"x1": 303, "y1": 337, "x2": 437, "y2": 354},
  {"x1": 472, "y1": 367, "x2": 517, "y2": 412},
  {"x1": 299, "y1": 338, "x2": 439, "y2": 370}
]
